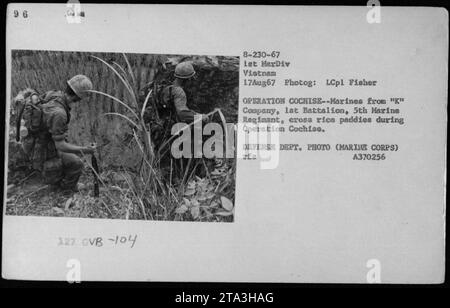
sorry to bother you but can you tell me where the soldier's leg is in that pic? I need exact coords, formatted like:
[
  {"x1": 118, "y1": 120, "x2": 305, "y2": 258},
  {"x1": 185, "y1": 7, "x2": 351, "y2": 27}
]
[
  {"x1": 59, "y1": 152, "x2": 83, "y2": 190},
  {"x1": 42, "y1": 156, "x2": 63, "y2": 186}
]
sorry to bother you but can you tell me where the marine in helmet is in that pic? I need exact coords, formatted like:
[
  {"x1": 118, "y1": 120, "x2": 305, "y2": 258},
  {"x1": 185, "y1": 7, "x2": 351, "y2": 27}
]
[
  {"x1": 161, "y1": 61, "x2": 205, "y2": 123},
  {"x1": 145, "y1": 61, "x2": 208, "y2": 179},
  {"x1": 37, "y1": 75, "x2": 96, "y2": 192}
]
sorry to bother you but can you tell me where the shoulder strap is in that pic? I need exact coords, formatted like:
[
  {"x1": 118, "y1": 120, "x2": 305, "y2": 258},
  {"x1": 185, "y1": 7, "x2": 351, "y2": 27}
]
[
  {"x1": 168, "y1": 85, "x2": 180, "y2": 122},
  {"x1": 55, "y1": 101, "x2": 71, "y2": 124},
  {"x1": 43, "y1": 92, "x2": 71, "y2": 124},
  {"x1": 168, "y1": 85, "x2": 174, "y2": 106}
]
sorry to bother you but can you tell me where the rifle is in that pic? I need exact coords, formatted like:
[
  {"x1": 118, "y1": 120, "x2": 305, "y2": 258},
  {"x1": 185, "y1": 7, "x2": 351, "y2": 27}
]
[
  {"x1": 89, "y1": 116, "x2": 100, "y2": 198},
  {"x1": 84, "y1": 141, "x2": 106, "y2": 198},
  {"x1": 91, "y1": 150, "x2": 100, "y2": 198}
]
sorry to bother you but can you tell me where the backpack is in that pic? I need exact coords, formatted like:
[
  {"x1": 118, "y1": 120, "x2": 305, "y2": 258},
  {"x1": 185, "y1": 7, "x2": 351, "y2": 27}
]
[
  {"x1": 14, "y1": 88, "x2": 41, "y2": 142},
  {"x1": 14, "y1": 89, "x2": 69, "y2": 170}
]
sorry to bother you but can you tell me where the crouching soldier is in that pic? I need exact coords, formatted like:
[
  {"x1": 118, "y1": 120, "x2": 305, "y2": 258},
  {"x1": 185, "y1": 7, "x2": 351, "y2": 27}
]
[{"x1": 19, "y1": 75, "x2": 96, "y2": 192}]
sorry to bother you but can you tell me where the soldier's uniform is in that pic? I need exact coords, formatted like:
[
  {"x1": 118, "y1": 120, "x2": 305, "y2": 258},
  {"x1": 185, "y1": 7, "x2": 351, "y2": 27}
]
[
  {"x1": 26, "y1": 91, "x2": 83, "y2": 189},
  {"x1": 161, "y1": 85, "x2": 196, "y2": 123},
  {"x1": 147, "y1": 85, "x2": 198, "y2": 151}
]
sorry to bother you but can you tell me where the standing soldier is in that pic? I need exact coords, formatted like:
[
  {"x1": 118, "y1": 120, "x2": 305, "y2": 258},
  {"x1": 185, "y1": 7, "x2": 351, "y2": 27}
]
[
  {"x1": 161, "y1": 61, "x2": 204, "y2": 124},
  {"x1": 20, "y1": 75, "x2": 97, "y2": 192},
  {"x1": 142, "y1": 61, "x2": 208, "y2": 178},
  {"x1": 145, "y1": 61, "x2": 207, "y2": 153}
]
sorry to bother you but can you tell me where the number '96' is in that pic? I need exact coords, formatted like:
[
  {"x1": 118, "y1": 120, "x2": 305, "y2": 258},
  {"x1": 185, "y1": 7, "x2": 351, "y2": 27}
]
[{"x1": 13, "y1": 10, "x2": 28, "y2": 18}]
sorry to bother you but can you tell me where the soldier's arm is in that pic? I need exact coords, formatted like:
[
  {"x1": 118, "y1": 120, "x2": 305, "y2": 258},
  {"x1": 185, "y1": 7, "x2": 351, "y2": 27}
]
[
  {"x1": 177, "y1": 109, "x2": 196, "y2": 123},
  {"x1": 177, "y1": 108, "x2": 208, "y2": 124},
  {"x1": 172, "y1": 88, "x2": 200, "y2": 123},
  {"x1": 54, "y1": 140, "x2": 95, "y2": 155},
  {"x1": 50, "y1": 112, "x2": 95, "y2": 155}
]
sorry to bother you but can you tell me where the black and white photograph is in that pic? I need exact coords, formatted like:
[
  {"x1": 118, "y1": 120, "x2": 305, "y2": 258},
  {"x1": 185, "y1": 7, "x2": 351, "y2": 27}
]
[{"x1": 6, "y1": 50, "x2": 239, "y2": 222}]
